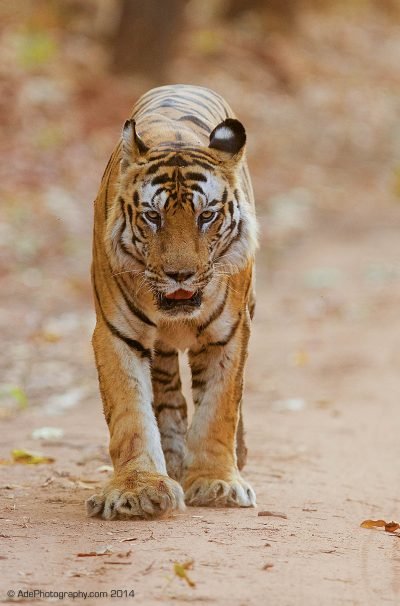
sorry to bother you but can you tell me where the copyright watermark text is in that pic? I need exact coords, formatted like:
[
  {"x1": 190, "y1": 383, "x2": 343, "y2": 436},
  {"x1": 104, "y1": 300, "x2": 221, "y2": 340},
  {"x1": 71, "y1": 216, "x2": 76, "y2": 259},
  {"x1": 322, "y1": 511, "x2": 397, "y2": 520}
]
[{"x1": 6, "y1": 589, "x2": 135, "y2": 600}]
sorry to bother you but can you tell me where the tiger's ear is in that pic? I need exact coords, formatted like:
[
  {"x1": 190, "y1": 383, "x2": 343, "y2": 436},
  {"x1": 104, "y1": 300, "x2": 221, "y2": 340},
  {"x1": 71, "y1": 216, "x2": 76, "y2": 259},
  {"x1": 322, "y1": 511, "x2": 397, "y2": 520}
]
[
  {"x1": 209, "y1": 118, "x2": 246, "y2": 160},
  {"x1": 121, "y1": 119, "x2": 149, "y2": 168}
]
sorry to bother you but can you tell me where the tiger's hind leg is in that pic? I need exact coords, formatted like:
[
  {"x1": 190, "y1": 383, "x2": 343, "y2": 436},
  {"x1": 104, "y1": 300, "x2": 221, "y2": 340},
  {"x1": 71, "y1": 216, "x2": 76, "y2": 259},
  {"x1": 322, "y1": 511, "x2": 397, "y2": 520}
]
[{"x1": 152, "y1": 344, "x2": 188, "y2": 481}]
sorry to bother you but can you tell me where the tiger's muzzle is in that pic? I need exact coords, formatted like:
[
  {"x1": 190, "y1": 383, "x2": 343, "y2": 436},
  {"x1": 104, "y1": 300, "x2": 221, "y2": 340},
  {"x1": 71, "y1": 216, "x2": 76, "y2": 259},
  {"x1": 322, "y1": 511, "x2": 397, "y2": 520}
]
[{"x1": 156, "y1": 289, "x2": 203, "y2": 314}]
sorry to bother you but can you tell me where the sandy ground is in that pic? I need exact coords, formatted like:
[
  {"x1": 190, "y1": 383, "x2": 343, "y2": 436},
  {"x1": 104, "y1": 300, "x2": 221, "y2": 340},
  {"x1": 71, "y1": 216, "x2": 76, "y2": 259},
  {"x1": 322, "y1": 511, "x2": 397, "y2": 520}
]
[
  {"x1": 1, "y1": 205, "x2": 400, "y2": 606},
  {"x1": 2, "y1": 8, "x2": 400, "y2": 603}
]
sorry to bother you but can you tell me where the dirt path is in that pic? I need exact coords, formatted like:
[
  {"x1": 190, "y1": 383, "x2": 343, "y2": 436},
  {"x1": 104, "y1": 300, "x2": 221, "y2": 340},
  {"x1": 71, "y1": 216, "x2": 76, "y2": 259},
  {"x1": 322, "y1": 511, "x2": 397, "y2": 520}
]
[{"x1": 2, "y1": 209, "x2": 400, "y2": 606}]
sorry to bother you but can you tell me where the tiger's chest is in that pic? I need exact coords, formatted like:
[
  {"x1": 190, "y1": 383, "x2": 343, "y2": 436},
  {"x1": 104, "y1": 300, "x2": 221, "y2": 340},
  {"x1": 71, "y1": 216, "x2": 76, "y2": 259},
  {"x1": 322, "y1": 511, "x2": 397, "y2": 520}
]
[{"x1": 156, "y1": 321, "x2": 198, "y2": 352}]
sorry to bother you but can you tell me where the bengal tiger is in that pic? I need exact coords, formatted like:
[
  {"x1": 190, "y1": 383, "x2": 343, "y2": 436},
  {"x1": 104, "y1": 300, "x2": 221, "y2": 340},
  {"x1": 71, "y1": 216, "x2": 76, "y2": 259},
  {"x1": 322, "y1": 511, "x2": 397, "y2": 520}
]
[{"x1": 87, "y1": 84, "x2": 258, "y2": 520}]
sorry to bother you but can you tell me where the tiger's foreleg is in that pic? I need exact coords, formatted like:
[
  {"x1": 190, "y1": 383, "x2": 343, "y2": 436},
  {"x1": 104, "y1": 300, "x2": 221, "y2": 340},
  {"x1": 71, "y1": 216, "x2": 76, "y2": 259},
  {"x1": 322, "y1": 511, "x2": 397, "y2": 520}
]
[
  {"x1": 86, "y1": 321, "x2": 185, "y2": 520},
  {"x1": 152, "y1": 345, "x2": 188, "y2": 481},
  {"x1": 182, "y1": 311, "x2": 256, "y2": 508}
]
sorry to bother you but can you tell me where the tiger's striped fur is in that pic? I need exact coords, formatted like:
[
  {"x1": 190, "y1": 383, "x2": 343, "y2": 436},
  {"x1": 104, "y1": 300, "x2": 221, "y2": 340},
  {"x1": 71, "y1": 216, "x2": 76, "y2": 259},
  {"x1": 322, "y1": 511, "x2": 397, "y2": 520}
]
[{"x1": 87, "y1": 84, "x2": 258, "y2": 519}]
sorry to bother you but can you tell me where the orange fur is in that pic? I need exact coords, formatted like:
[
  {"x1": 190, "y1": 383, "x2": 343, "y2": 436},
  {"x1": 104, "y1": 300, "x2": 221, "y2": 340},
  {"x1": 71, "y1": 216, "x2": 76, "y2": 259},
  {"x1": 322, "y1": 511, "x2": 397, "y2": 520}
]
[{"x1": 87, "y1": 85, "x2": 257, "y2": 519}]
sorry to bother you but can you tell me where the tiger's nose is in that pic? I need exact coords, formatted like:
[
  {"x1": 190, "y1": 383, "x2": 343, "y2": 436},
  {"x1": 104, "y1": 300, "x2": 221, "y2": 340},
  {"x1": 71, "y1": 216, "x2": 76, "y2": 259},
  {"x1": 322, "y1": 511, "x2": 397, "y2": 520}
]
[{"x1": 164, "y1": 269, "x2": 196, "y2": 282}]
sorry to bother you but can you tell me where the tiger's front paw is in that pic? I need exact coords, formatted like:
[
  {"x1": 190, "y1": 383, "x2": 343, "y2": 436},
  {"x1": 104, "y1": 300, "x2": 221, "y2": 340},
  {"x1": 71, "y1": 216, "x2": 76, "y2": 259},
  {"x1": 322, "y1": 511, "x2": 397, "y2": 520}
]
[
  {"x1": 182, "y1": 471, "x2": 256, "y2": 508},
  {"x1": 86, "y1": 470, "x2": 185, "y2": 520}
]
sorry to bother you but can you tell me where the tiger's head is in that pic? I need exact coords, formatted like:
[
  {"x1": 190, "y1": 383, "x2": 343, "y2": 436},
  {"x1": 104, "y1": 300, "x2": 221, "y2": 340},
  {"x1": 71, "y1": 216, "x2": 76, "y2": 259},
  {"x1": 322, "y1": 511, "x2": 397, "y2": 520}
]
[{"x1": 107, "y1": 118, "x2": 257, "y2": 317}]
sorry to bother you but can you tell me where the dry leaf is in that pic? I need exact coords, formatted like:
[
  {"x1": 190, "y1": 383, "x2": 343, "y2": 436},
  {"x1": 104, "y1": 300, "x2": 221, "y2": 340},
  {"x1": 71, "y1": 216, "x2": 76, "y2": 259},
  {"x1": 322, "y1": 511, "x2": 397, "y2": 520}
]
[
  {"x1": 360, "y1": 519, "x2": 400, "y2": 533},
  {"x1": 173, "y1": 560, "x2": 195, "y2": 588},
  {"x1": 77, "y1": 546, "x2": 113, "y2": 557},
  {"x1": 31, "y1": 330, "x2": 61, "y2": 343},
  {"x1": 11, "y1": 449, "x2": 55, "y2": 465},
  {"x1": 385, "y1": 522, "x2": 400, "y2": 533},
  {"x1": 262, "y1": 563, "x2": 274, "y2": 570},
  {"x1": 293, "y1": 349, "x2": 308, "y2": 367},
  {"x1": 258, "y1": 511, "x2": 288, "y2": 519}
]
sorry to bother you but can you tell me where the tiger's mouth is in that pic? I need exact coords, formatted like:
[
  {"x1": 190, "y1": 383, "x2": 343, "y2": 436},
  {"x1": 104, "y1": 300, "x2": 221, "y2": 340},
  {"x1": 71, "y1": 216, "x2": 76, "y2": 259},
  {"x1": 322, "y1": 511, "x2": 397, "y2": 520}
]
[{"x1": 156, "y1": 289, "x2": 202, "y2": 313}]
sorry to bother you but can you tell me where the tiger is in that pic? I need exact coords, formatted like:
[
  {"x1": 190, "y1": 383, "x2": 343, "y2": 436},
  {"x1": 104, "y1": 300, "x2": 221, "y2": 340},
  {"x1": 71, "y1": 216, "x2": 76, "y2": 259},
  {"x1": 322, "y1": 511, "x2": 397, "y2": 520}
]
[{"x1": 86, "y1": 84, "x2": 258, "y2": 520}]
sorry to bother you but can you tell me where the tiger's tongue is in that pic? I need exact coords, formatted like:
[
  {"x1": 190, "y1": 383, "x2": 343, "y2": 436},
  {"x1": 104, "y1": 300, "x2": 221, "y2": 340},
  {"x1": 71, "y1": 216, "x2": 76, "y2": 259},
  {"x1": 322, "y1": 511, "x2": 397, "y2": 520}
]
[{"x1": 165, "y1": 289, "x2": 195, "y2": 300}]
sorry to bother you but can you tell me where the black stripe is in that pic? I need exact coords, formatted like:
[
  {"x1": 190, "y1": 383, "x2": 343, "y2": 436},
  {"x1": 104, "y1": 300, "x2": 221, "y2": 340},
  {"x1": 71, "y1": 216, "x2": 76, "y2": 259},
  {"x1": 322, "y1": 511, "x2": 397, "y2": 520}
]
[
  {"x1": 151, "y1": 173, "x2": 172, "y2": 186},
  {"x1": 184, "y1": 171, "x2": 208, "y2": 182},
  {"x1": 145, "y1": 155, "x2": 216, "y2": 175},
  {"x1": 115, "y1": 275, "x2": 157, "y2": 327},
  {"x1": 191, "y1": 89, "x2": 229, "y2": 118},
  {"x1": 191, "y1": 159, "x2": 216, "y2": 171},
  {"x1": 152, "y1": 186, "x2": 168, "y2": 199},
  {"x1": 119, "y1": 238, "x2": 144, "y2": 265},
  {"x1": 217, "y1": 218, "x2": 243, "y2": 260},
  {"x1": 209, "y1": 316, "x2": 241, "y2": 347},
  {"x1": 115, "y1": 198, "x2": 145, "y2": 263},
  {"x1": 133, "y1": 191, "x2": 140, "y2": 207},
  {"x1": 152, "y1": 367, "x2": 177, "y2": 379},
  {"x1": 155, "y1": 348, "x2": 177, "y2": 358},
  {"x1": 178, "y1": 114, "x2": 209, "y2": 132},
  {"x1": 163, "y1": 155, "x2": 189, "y2": 168},
  {"x1": 190, "y1": 183, "x2": 205, "y2": 195},
  {"x1": 152, "y1": 376, "x2": 174, "y2": 385},
  {"x1": 145, "y1": 161, "x2": 167, "y2": 175},
  {"x1": 156, "y1": 403, "x2": 186, "y2": 414},
  {"x1": 190, "y1": 365, "x2": 206, "y2": 377},
  {"x1": 192, "y1": 379, "x2": 206, "y2": 389},
  {"x1": 127, "y1": 203, "x2": 133, "y2": 228},
  {"x1": 93, "y1": 274, "x2": 152, "y2": 359},
  {"x1": 164, "y1": 379, "x2": 181, "y2": 392},
  {"x1": 177, "y1": 93, "x2": 218, "y2": 118},
  {"x1": 197, "y1": 283, "x2": 229, "y2": 335}
]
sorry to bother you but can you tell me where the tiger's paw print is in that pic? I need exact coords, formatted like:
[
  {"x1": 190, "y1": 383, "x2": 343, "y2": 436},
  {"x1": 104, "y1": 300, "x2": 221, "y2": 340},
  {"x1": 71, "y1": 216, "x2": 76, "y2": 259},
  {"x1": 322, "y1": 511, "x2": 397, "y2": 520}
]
[
  {"x1": 183, "y1": 474, "x2": 256, "y2": 508},
  {"x1": 86, "y1": 471, "x2": 185, "y2": 520}
]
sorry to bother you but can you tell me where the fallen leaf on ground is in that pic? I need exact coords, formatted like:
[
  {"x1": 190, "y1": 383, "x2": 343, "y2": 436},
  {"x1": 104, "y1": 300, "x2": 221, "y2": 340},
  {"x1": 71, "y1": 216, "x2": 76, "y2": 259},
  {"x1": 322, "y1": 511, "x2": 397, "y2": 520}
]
[
  {"x1": 77, "y1": 546, "x2": 113, "y2": 557},
  {"x1": 0, "y1": 385, "x2": 28, "y2": 409},
  {"x1": 361, "y1": 519, "x2": 400, "y2": 533},
  {"x1": 386, "y1": 522, "x2": 400, "y2": 533},
  {"x1": 120, "y1": 537, "x2": 138, "y2": 542},
  {"x1": 67, "y1": 571, "x2": 89, "y2": 577},
  {"x1": 258, "y1": 511, "x2": 288, "y2": 519},
  {"x1": 173, "y1": 560, "x2": 196, "y2": 588},
  {"x1": 31, "y1": 330, "x2": 61, "y2": 343},
  {"x1": 262, "y1": 563, "x2": 274, "y2": 570},
  {"x1": 11, "y1": 449, "x2": 55, "y2": 465},
  {"x1": 292, "y1": 349, "x2": 309, "y2": 367}
]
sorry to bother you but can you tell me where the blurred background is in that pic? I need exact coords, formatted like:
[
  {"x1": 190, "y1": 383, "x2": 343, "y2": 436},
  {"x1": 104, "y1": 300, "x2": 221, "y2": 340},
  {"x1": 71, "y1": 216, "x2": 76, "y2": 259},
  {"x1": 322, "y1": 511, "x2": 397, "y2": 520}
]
[{"x1": 1, "y1": 0, "x2": 400, "y2": 417}]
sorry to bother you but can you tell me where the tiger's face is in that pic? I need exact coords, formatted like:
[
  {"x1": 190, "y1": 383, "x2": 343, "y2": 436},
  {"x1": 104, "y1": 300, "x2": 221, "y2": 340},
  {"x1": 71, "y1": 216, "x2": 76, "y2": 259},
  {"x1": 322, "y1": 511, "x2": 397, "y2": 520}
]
[{"x1": 108, "y1": 119, "x2": 257, "y2": 317}]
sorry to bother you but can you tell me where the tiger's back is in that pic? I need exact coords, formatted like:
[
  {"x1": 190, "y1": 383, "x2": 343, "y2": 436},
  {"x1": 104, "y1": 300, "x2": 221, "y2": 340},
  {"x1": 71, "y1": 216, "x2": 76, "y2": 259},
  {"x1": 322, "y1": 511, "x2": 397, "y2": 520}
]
[{"x1": 88, "y1": 84, "x2": 258, "y2": 520}]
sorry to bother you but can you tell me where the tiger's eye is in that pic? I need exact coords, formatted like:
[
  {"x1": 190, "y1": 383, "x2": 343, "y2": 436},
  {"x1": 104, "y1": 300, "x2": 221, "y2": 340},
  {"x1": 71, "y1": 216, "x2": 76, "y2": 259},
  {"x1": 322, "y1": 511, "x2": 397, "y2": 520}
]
[
  {"x1": 199, "y1": 210, "x2": 215, "y2": 224},
  {"x1": 143, "y1": 210, "x2": 161, "y2": 225}
]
